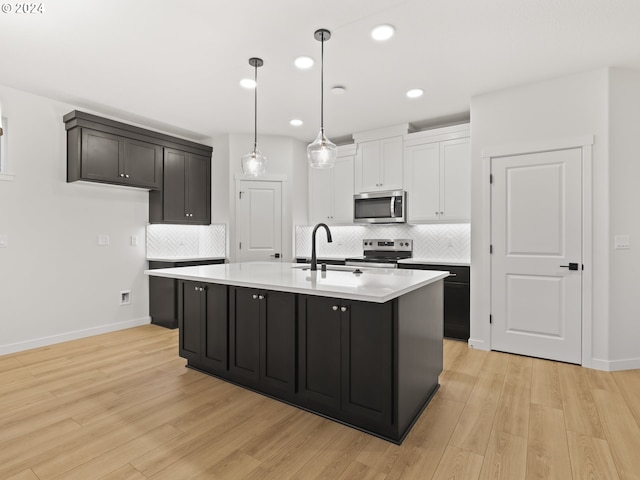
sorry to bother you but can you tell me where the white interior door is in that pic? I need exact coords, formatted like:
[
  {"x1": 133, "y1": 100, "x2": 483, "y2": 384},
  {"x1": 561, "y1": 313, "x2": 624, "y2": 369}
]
[
  {"x1": 491, "y1": 148, "x2": 582, "y2": 364},
  {"x1": 237, "y1": 180, "x2": 282, "y2": 262}
]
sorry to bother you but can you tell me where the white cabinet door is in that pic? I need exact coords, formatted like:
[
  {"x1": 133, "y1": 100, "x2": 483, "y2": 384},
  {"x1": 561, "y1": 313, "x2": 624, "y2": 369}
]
[
  {"x1": 380, "y1": 136, "x2": 404, "y2": 191},
  {"x1": 355, "y1": 136, "x2": 403, "y2": 193},
  {"x1": 309, "y1": 167, "x2": 333, "y2": 224},
  {"x1": 308, "y1": 150, "x2": 355, "y2": 224},
  {"x1": 440, "y1": 138, "x2": 471, "y2": 221},
  {"x1": 331, "y1": 154, "x2": 355, "y2": 223},
  {"x1": 403, "y1": 142, "x2": 440, "y2": 222},
  {"x1": 402, "y1": 134, "x2": 470, "y2": 223},
  {"x1": 356, "y1": 140, "x2": 381, "y2": 192}
]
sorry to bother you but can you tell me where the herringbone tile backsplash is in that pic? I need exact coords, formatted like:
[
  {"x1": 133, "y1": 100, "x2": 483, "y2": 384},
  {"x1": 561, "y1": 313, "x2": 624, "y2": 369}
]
[
  {"x1": 146, "y1": 224, "x2": 226, "y2": 259},
  {"x1": 295, "y1": 224, "x2": 470, "y2": 261}
]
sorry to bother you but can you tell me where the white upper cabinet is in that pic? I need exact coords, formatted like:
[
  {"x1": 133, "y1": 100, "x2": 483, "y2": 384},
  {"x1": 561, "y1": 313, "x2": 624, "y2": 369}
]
[
  {"x1": 403, "y1": 124, "x2": 470, "y2": 223},
  {"x1": 309, "y1": 144, "x2": 356, "y2": 225},
  {"x1": 353, "y1": 124, "x2": 411, "y2": 193}
]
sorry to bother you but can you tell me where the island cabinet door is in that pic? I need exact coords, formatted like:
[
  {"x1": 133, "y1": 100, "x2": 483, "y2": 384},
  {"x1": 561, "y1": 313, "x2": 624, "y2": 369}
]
[
  {"x1": 200, "y1": 283, "x2": 228, "y2": 373},
  {"x1": 229, "y1": 287, "x2": 261, "y2": 383},
  {"x1": 260, "y1": 291, "x2": 296, "y2": 395},
  {"x1": 178, "y1": 281, "x2": 205, "y2": 364},
  {"x1": 298, "y1": 296, "x2": 342, "y2": 410},
  {"x1": 340, "y1": 301, "x2": 394, "y2": 426}
]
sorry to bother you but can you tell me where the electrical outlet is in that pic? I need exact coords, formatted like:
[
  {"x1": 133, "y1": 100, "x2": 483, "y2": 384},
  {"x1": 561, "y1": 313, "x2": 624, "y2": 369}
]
[
  {"x1": 615, "y1": 235, "x2": 631, "y2": 250},
  {"x1": 130, "y1": 235, "x2": 138, "y2": 246},
  {"x1": 447, "y1": 235, "x2": 454, "y2": 248}
]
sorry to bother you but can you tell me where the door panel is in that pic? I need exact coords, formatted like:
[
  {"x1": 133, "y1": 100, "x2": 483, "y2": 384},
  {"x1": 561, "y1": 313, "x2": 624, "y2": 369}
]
[
  {"x1": 237, "y1": 180, "x2": 282, "y2": 262},
  {"x1": 229, "y1": 287, "x2": 260, "y2": 381},
  {"x1": 341, "y1": 301, "x2": 393, "y2": 424},
  {"x1": 179, "y1": 281, "x2": 202, "y2": 363},
  {"x1": 202, "y1": 283, "x2": 228, "y2": 372},
  {"x1": 123, "y1": 139, "x2": 162, "y2": 189},
  {"x1": 440, "y1": 138, "x2": 471, "y2": 221},
  {"x1": 491, "y1": 148, "x2": 582, "y2": 364},
  {"x1": 260, "y1": 291, "x2": 296, "y2": 393},
  {"x1": 298, "y1": 296, "x2": 341, "y2": 408},
  {"x1": 186, "y1": 153, "x2": 211, "y2": 222},
  {"x1": 163, "y1": 149, "x2": 187, "y2": 222}
]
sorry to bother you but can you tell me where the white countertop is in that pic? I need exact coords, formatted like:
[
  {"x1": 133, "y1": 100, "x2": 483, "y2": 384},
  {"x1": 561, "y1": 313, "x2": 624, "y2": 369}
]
[
  {"x1": 399, "y1": 258, "x2": 470, "y2": 267},
  {"x1": 145, "y1": 261, "x2": 449, "y2": 303}
]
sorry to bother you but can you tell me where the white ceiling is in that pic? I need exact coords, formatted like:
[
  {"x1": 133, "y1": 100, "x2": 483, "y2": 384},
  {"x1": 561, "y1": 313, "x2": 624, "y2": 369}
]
[{"x1": 1, "y1": 0, "x2": 640, "y2": 143}]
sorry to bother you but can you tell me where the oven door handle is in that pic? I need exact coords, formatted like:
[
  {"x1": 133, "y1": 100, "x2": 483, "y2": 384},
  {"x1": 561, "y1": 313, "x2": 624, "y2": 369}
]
[{"x1": 390, "y1": 197, "x2": 395, "y2": 218}]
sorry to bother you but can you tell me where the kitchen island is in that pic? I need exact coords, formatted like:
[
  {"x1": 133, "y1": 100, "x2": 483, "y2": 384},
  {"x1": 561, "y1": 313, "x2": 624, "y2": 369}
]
[{"x1": 145, "y1": 261, "x2": 448, "y2": 443}]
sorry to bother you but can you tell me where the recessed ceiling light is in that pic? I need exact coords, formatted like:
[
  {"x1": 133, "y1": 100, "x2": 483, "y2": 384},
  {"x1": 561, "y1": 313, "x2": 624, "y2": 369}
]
[
  {"x1": 406, "y1": 88, "x2": 424, "y2": 99},
  {"x1": 290, "y1": 119, "x2": 303, "y2": 127},
  {"x1": 240, "y1": 78, "x2": 256, "y2": 89},
  {"x1": 331, "y1": 86, "x2": 346, "y2": 95},
  {"x1": 294, "y1": 56, "x2": 314, "y2": 69},
  {"x1": 371, "y1": 24, "x2": 395, "y2": 41}
]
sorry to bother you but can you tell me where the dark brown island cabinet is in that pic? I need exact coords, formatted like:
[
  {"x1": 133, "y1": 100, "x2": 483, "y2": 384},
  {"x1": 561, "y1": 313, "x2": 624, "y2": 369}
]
[
  {"x1": 399, "y1": 263, "x2": 470, "y2": 340},
  {"x1": 148, "y1": 259, "x2": 225, "y2": 329},
  {"x1": 177, "y1": 279, "x2": 444, "y2": 444}
]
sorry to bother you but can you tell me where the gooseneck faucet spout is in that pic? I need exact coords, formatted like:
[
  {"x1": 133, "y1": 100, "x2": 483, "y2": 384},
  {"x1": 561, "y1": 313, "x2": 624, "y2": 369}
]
[{"x1": 310, "y1": 223, "x2": 333, "y2": 271}]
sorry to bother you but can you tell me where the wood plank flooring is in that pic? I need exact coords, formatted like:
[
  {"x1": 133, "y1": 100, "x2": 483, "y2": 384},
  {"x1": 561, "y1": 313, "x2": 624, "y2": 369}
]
[{"x1": 1, "y1": 325, "x2": 639, "y2": 479}]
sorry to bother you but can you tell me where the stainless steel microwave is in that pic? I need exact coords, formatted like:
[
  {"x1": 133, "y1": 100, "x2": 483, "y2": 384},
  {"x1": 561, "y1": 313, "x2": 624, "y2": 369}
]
[{"x1": 353, "y1": 190, "x2": 406, "y2": 224}]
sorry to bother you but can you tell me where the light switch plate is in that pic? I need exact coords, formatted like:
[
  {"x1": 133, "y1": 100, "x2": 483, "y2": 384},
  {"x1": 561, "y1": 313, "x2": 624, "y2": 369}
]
[
  {"x1": 0, "y1": 234, "x2": 7, "y2": 248},
  {"x1": 130, "y1": 235, "x2": 138, "y2": 246},
  {"x1": 614, "y1": 235, "x2": 631, "y2": 250},
  {"x1": 98, "y1": 234, "x2": 110, "y2": 246}
]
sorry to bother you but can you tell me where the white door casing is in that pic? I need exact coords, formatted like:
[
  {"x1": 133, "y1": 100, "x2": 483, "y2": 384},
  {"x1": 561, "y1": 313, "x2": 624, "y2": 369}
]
[
  {"x1": 236, "y1": 179, "x2": 282, "y2": 263},
  {"x1": 491, "y1": 147, "x2": 583, "y2": 364}
]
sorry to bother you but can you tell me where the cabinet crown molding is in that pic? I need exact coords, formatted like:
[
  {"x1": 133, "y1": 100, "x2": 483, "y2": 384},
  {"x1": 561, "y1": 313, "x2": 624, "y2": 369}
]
[
  {"x1": 404, "y1": 123, "x2": 470, "y2": 147},
  {"x1": 352, "y1": 123, "x2": 415, "y2": 143}
]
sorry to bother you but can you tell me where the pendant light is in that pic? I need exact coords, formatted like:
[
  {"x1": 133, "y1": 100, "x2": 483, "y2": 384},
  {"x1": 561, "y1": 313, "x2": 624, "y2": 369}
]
[
  {"x1": 241, "y1": 57, "x2": 267, "y2": 176},
  {"x1": 307, "y1": 28, "x2": 337, "y2": 169}
]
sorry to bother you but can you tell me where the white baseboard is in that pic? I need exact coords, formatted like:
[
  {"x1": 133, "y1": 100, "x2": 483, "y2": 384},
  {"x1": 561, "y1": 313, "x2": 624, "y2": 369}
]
[
  {"x1": 467, "y1": 338, "x2": 488, "y2": 350},
  {"x1": 590, "y1": 356, "x2": 640, "y2": 372},
  {"x1": 0, "y1": 316, "x2": 151, "y2": 356}
]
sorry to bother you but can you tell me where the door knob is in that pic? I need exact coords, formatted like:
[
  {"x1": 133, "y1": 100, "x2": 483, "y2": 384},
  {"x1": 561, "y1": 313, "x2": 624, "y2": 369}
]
[
  {"x1": 332, "y1": 305, "x2": 338, "y2": 311},
  {"x1": 340, "y1": 306, "x2": 348, "y2": 312},
  {"x1": 560, "y1": 263, "x2": 580, "y2": 271},
  {"x1": 252, "y1": 294, "x2": 258, "y2": 299}
]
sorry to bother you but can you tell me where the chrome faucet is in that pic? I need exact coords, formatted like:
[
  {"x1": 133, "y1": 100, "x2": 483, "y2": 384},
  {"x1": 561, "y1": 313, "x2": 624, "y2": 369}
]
[{"x1": 310, "y1": 223, "x2": 333, "y2": 271}]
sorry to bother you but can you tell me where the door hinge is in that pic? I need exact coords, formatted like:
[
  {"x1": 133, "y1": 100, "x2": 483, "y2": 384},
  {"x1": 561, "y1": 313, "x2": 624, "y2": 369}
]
[
  {"x1": 490, "y1": 244, "x2": 493, "y2": 254},
  {"x1": 490, "y1": 314, "x2": 492, "y2": 324},
  {"x1": 239, "y1": 191, "x2": 243, "y2": 199},
  {"x1": 239, "y1": 242, "x2": 242, "y2": 250},
  {"x1": 490, "y1": 174, "x2": 494, "y2": 184}
]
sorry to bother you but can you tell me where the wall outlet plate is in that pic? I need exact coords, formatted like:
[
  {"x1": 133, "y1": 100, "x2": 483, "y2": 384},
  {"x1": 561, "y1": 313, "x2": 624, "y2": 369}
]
[
  {"x1": 98, "y1": 234, "x2": 110, "y2": 246},
  {"x1": 614, "y1": 235, "x2": 631, "y2": 250}
]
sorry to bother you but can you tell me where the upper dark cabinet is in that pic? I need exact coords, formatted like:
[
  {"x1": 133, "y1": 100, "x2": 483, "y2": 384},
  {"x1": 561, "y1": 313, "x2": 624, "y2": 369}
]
[
  {"x1": 64, "y1": 111, "x2": 212, "y2": 205},
  {"x1": 152, "y1": 148, "x2": 211, "y2": 224},
  {"x1": 78, "y1": 128, "x2": 162, "y2": 189}
]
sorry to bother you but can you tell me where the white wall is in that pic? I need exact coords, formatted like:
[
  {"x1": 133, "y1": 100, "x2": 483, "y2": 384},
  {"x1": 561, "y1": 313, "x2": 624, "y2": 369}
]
[
  {"x1": 471, "y1": 68, "x2": 640, "y2": 370},
  {"x1": 0, "y1": 85, "x2": 151, "y2": 354},
  {"x1": 608, "y1": 68, "x2": 640, "y2": 367},
  {"x1": 469, "y1": 69, "x2": 611, "y2": 365},
  {"x1": 226, "y1": 133, "x2": 308, "y2": 262}
]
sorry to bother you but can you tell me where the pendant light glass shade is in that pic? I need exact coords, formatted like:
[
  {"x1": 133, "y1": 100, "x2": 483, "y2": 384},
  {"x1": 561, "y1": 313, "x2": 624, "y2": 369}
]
[
  {"x1": 307, "y1": 128, "x2": 337, "y2": 169},
  {"x1": 241, "y1": 148, "x2": 267, "y2": 176},
  {"x1": 242, "y1": 57, "x2": 267, "y2": 176},
  {"x1": 307, "y1": 28, "x2": 337, "y2": 169}
]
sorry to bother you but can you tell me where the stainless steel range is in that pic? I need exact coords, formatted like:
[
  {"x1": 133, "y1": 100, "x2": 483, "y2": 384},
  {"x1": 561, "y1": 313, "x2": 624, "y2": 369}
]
[{"x1": 345, "y1": 239, "x2": 413, "y2": 268}]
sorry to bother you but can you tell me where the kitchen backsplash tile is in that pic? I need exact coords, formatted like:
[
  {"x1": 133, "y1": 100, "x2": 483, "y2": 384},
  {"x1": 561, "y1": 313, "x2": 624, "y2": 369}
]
[
  {"x1": 146, "y1": 224, "x2": 226, "y2": 259},
  {"x1": 295, "y1": 224, "x2": 470, "y2": 262}
]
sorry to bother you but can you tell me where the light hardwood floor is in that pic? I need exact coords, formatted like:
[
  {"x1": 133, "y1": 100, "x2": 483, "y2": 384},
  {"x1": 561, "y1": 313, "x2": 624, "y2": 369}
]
[{"x1": 1, "y1": 325, "x2": 639, "y2": 480}]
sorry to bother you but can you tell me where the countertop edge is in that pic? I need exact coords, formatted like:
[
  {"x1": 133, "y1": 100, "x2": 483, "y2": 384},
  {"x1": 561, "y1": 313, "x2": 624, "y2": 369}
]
[{"x1": 145, "y1": 263, "x2": 448, "y2": 303}]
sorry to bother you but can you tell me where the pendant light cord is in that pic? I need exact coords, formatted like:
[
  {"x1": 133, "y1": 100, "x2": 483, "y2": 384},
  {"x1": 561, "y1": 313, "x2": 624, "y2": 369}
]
[
  {"x1": 254, "y1": 62, "x2": 258, "y2": 151},
  {"x1": 320, "y1": 32, "x2": 324, "y2": 132}
]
